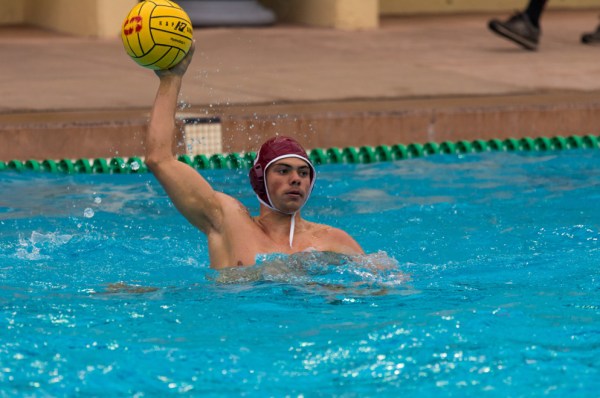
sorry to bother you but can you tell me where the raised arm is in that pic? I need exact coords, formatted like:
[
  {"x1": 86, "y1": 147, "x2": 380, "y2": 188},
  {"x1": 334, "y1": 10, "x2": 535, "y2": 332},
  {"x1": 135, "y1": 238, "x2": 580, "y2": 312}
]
[{"x1": 145, "y1": 45, "x2": 223, "y2": 234}]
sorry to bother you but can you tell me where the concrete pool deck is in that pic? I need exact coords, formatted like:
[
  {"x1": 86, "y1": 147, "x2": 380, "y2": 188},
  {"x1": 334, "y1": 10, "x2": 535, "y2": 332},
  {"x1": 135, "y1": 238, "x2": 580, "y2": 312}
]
[{"x1": 1, "y1": 9, "x2": 600, "y2": 160}]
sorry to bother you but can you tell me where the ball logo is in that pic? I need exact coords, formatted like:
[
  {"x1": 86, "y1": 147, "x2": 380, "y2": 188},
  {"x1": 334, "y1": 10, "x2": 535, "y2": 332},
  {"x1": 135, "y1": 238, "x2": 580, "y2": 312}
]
[
  {"x1": 123, "y1": 16, "x2": 143, "y2": 36},
  {"x1": 174, "y1": 21, "x2": 189, "y2": 33},
  {"x1": 159, "y1": 20, "x2": 192, "y2": 35}
]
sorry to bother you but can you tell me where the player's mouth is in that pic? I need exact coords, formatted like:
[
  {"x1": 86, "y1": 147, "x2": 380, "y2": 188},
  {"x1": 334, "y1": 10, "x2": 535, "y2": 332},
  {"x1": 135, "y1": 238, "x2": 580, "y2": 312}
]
[{"x1": 285, "y1": 190, "x2": 303, "y2": 199}]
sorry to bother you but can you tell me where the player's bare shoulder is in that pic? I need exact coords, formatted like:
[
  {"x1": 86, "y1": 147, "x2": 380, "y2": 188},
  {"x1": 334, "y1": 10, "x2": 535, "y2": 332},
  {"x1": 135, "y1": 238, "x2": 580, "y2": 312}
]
[
  {"x1": 304, "y1": 221, "x2": 364, "y2": 255},
  {"x1": 215, "y1": 192, "x2": 253, "y2": 219}
]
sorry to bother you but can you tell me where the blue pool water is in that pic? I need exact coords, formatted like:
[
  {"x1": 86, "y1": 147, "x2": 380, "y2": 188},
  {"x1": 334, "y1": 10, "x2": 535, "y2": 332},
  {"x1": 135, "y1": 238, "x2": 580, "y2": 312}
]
[{"x1": 1, "y1": 150, "x2": 599, "y2": 397}]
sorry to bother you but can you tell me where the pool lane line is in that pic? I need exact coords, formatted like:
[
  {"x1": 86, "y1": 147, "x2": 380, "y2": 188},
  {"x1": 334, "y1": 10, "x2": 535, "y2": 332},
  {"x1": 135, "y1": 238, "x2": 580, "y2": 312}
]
[{"x1": 1, "y1": 134, "x2": 599, "y2": 174}]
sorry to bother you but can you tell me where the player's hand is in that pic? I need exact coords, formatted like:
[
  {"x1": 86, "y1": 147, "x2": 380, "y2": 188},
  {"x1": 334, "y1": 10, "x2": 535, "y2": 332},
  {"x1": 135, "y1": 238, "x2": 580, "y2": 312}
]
[{"x1": 155, "y1": 42, "x2": 195, "y2": 78}]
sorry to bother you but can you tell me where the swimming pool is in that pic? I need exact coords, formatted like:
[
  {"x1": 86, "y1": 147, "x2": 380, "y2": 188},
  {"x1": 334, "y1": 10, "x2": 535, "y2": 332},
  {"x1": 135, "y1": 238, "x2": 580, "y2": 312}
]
[{"x1": 1, "y1": 149, "x2": 599, "y2": 396}]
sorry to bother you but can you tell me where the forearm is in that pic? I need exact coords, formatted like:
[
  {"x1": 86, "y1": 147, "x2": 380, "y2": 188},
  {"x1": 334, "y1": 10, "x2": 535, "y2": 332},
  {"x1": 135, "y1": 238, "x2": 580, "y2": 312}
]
[{"x1": 146, "y1": 75, "x2": 183, "y2": 165}]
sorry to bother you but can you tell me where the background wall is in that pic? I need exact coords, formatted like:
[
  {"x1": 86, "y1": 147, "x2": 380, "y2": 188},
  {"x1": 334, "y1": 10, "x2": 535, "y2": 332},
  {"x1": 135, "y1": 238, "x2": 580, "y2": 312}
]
[
  {"x1": 1, "y1": 0, "x2": 599, "y2": 35},
  {"x1": 0, "y1": 0, "x2": 25, "y2": 24},
  {"x1": 25, "y1": 0, "x2": 99, "y2": 36},
  {"x1": 0, "y1": 0, "x2": 136, "y2": 37},
  {"x1": 262, "y1": 0, "x2": 378, "y2": 29}
]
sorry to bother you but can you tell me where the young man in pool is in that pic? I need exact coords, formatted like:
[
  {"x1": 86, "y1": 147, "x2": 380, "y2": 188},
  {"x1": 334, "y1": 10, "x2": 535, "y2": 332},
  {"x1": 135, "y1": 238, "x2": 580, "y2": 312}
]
[{"x1": 145, "y1": 45, "x2": 364, "y2": 269}]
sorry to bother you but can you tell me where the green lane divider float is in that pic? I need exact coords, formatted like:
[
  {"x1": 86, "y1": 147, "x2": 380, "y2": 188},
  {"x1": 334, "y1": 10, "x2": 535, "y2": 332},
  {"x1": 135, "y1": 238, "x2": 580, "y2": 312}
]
[{"x1": 1, "y1": 134, "x2": 598, "y2": 174}]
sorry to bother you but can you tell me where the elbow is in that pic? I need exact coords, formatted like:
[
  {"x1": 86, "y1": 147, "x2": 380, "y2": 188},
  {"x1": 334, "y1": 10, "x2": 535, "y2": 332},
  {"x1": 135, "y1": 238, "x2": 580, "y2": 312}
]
[
  {"x1": 145, "y1": 156, "x2": 159, "y2": 172},
  {"x1": 145, "y1": 154, "x2": 169, "y2": 173}
]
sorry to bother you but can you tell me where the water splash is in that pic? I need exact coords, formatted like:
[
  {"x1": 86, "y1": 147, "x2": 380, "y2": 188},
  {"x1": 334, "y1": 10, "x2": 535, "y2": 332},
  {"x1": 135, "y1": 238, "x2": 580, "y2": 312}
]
[
  {"x1": 209, "y1": 251, "x2": 409, "y2": 292},
  {"x1": 83, "y1": 208, "x2": 95, "y2": 218},
  {"x1": 15, "y1": 231, "x2": 73, "y2": 260}
]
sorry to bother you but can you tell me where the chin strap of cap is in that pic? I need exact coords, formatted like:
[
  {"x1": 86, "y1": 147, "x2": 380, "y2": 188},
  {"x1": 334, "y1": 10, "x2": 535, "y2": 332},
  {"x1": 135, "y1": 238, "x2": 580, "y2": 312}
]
[{"x1": 289, "y1": 212, "x2": 297, "y2": 248}]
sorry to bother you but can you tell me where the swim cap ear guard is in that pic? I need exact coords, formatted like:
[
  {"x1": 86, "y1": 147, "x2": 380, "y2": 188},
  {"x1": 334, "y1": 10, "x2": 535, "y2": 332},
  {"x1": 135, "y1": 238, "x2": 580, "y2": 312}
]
[
  {"x1": 249, "y1": 162, "x2": 266, "y2": 201},
  {"x1": 249, "y1": 136, "x2": 316, "y2": 214}
]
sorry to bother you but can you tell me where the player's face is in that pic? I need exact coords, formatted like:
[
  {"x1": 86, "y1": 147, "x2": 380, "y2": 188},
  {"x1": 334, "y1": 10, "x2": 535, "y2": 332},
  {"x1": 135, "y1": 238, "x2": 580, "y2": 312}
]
[{"x1": 266, "y1": 158, "x2": 311, "y2": 213}]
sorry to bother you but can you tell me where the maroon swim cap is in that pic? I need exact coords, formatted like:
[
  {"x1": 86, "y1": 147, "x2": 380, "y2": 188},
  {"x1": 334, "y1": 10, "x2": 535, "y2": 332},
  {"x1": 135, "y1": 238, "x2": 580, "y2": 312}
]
[{"x1": 249, "y1": 136, "x2": 316, "y2": 213}]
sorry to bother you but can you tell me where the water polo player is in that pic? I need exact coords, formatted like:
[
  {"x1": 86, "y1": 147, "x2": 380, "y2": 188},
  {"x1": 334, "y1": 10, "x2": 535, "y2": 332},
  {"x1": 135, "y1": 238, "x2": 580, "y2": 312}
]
[{"x1": 144, "y1": 45, "x2": 363, "y2": 269}]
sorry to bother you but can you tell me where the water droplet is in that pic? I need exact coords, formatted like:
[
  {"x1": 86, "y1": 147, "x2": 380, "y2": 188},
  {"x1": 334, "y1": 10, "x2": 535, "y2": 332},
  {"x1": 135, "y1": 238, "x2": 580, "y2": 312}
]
[
  {"x1": 94, "y1": 197, "x2": 102, "y2": 204},
  {"x1": 83, "y1": 208, "x2": 95, "y2": 218},
  {"x1": 130, "y1": 161, "x2": 140, "y2": 171}
]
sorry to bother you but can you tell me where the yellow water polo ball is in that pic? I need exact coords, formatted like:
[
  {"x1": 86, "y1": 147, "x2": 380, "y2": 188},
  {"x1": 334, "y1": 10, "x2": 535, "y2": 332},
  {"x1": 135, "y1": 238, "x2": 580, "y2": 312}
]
[{"x1": 121, "y1": 0, "x2": 193, "y2": 70}]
